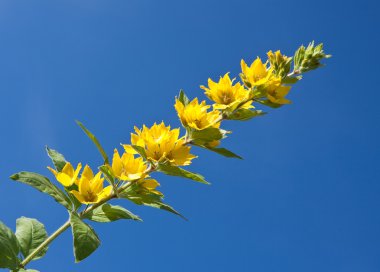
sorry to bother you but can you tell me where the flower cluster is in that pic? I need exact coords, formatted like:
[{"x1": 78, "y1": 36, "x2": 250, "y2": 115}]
[
  {"x1": 45, "y1": 42, "x2": 329, "y2": 206},
  {"x1": 3, "y1": 42, "x2": 329, "y2": 270}
]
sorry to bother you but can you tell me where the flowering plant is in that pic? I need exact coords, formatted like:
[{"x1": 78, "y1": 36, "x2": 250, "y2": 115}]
[{"x1": 0, "y1": 41, "x2": 330, "y2": 271}]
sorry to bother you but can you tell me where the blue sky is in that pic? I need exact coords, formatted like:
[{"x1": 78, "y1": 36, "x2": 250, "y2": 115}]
[{"x1": 0, "y1": 0, "x2": 379, "y2": 271}]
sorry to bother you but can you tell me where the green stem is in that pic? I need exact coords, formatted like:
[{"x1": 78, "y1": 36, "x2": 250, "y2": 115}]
[
  {"x1": 19, "y1": 181, "x2": 133, "y2": 269},
  {"x1": 20, "y1": 220, "x2": 71, "y2": 267}
]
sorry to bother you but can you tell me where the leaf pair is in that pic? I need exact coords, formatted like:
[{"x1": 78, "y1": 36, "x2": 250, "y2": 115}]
[{"x1": 0, "y1": 217, "x2": 47, "y2": 271}]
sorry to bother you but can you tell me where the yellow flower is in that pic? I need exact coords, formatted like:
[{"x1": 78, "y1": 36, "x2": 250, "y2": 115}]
[
  {"x1": 47, "y1": 162, "x2": 82, "y2": 187},
  {"x1": 241, "y1": 57, "x2": 291, "y2": 104},
  {"x1": 138, "y1": 178, "x2": 163, "y2": 196},
  {"x1": 70, "y1": 165, "x2": 112, "y2": 204},
  {"x1": 265, "y1": 78, "x2": 292, "y2": 104},
  {"x1": 174, "y1": 97, "x2": 221, "y2": 130},
  {"x1": 200, "y1": 73, "x2": 252, "y2": 110},
  {"x1": 124, "y1": 122, "x2": 196, "y2": 166},
  {"x1": 111, "y1": 149, "x2": 148, "y2": 181},
  {"x1": 240, "y1": 57, "x2": 273, "y2": 87}
]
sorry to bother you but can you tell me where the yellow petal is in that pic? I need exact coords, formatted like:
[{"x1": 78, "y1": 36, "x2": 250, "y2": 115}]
[
  {"x1": 56, "y1": 173, "x2": 73, "y2": 187},
  {"x1": 123, "y1": 144, "x2": 138, "y2": 154},
  {"x1": 70, "y1": 190, "x2": 86, "y2": 204},
  {"x1": 78, "y1": 176, "x2": 90, "y2": 196},
  {"x1": 91, "y1": 173, "x2": 104, "y2": 194},
  {"x1": 47, "y1": 166, "x2": 57, "y2": 176},
  {"x1": 82, "y1": 165, "x2": 94, "y2": 180},
  {"x1": 111, "y1": 149, "x2": 123, "y2": 177},
  {"x1": 62, "y1": 162, "x2": 74, "y2": 177},
  {"x1": 97, "y1": 186, "x2": 113, "y2": 201},
  {"x1": 73, "y1": 163, "x2": 82, "y2": 181}
]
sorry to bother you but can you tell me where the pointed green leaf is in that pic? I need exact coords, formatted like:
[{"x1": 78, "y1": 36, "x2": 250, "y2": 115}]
[
  {"x1": 189, "y1": 127, "x2": 224, "y2": 146},
  {"x1": 156, "y1": 163, "x2": 209, "y2": 185},
  {"x1": 10, "y1": 172, "x2": 72, "y2": 210},
  {"x1": 83, "y1": 204, "x2": 142, "y2": 223},
  {"x1": 15, "y1": 217, "x2": 48, "y2": 260},
  {"x1": 205, "y1": 146, "x2": 242, "y2": 159},
  {"x1": 76, "y1": 120, "x2": 109, "y2": 164},
  {"x1": 282, "y1": 76, "x2": 302, "y2": 84},
  {"x1": 0, "y1": 221, "x2": 20, "y2": 269},
  {"x1": 120, "y1": 186, "x2": 186, "y2": 220},
  {"x1": 46, "y1": 146, "x2": 67, "y2": 172},
  {"x1": 131, "y1": 145, "x2": 147, "y2": 161},
  {"x1": 226, "y1": 109, "x2": 266, "y2": 121},
  {"x1": 69, "y1": 212, "x2": 100, "y2": 262},
  {"x1": 256, "y1": 99, "x2": 284, "y2": 108},
  {"x1": 98, "y1": 165, "x2": 115, "y2": 186},
  {"x1": 178, "y1": 89, "x2": 190, "y2": 106}
]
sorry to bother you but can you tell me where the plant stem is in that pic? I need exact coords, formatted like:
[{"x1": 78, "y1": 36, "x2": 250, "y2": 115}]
[
  {"x1": 20, "y1": 220, "x2": 71, "y2": 267},
  {"x1": 19, "y1": 181, "x2": 134, "y2": 269}
]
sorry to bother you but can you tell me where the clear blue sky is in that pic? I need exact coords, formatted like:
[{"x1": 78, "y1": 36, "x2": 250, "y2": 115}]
[{"x1": 0, "y1": 1, "x2": 379, "y2": 271}]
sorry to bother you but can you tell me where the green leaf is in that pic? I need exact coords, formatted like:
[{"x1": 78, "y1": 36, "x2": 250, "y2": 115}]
[
  {"x1": 156, "y1": 163, "x2": 209, "y2": 185},
  {"x1": 76, "y1": 120, "x2": 109, "y2": 165},
  {"x1": 178, "y1": 89, "x2": 190, "y2": 106},
  {"x1": 131, "y1": 145, "x2": 147, "y2": 161},
  {"x1": 18, "y1": 269, "x2": 39, "y2": 272},
  {"x1": 10, "y1": 172, "x2": 73, "y2": 210},
  {"x1": 0, "y1": 221, "x2": 20, "y2": 269},
  {"x1": 203, "y1": 146, "x2": 242, "y2": 159},
  {"x1": 98, "y1": 165, "x2": 115, "y2": 186},
  {"x1": 256, "y1": 99, "x2": 284, "y2": 109},
  {"x1": 15, "y1": 217, "x2": 48, "y2": 260},
  {"x1": 83, "y1": 204, "x2": 142, "y2": 223},
  {"x1": 46, "y1": 146, "x2": 67, "y2": 172},
  {"x1": 120, "y1": 186, "x2": 186, "y2": 220},
  {"x1": 226, "y1": 109, "x2": 266, "y2": 121},
  {"x1": 69, "y1": 212, "x2": 100, "y2": 263},
  {"x1": 281, "y1": 76, "x2": 302, "y2": 84},
  {"x1": 189, "y1": 127, "x2": 224, "y2": 145}
]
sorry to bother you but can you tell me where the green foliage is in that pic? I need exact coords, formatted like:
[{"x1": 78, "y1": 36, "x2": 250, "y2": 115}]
[
  {"x1": 15, "y1": 217, "x2": 48, "y2": 261},
  {"x1": 188, "y1": 127, "x2": 226, "y2": 146},
  {"x1": 178, "y1": 89, "x2": 190, "y2": 106},
  {"x1": 282, "y1": 75, "x2": 302, "y2": 84},
  {"x1": 84, "y1": 204, "x2": 141, "y2": 223},
  {"x1": 18, "y1": 269, "x2": 39, "y2": 272},
  {"x1": 120, "y1": 184, "x2": 186, "y2": 219},
  {"x1": 46, "y1": 147, "x2": 67, "y2": 172},
  {"x1": 10, "y1": 172, "x2": 73, "y2": 210},
  {"x1": 131, "y1": 145, "x2": 148, "y2": 161},
  {"x1": 256, "y1": 99, "x2": 284, "y2": 108},
  {"x1": 98, "y1": 165, "x2": 118, "y2": 197},
  {"x1": 69, "y1": 212, "x2": 100, "y2": 263},
  {"x1": 0, "y1": 221, "x2": 20, "y2": 269},
  {"x1": 294, "y1": 41, "x2": 331, "y2": 73},
  {"x1": 156, "y1": 163, "x2": 209, "y2": 185},
  {"x1": 195, "y1": 145, "x2": 243, "y2": 159},
  {"x1": 225, "y1": 109, "x2": 266, "y2": 121},
  {"x1": 76, "y1": 120, "x2": 109, "y2": 165}
]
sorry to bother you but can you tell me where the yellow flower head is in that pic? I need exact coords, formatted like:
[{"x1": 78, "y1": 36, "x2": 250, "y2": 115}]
[
  {"x1": 265, "y1": 78, "x2": 292, "y2": 105},
  {"x1": 70, "y1": 165, "x2": 112, "y2": 204},
  {"x1": 48, "y1": 162, "x2": 82, "y2": 187},
  {"x1": 111, "y1": 149, "x2": 148, "y2": 181},
  {"x1": 124, "y1": 122, "x2": 196, "y2": 166},
  {"x1": 138, "y1": 178, "x2": 163, "y2": 196},
  {"x1": 200, "y1": 73, "x2": 252, "y2": 110},
  {"x1": 174, "y1": 97, "x2": 221, "y2": 130},
  {"x1": 240, "y1": 57, "x2": 273, "y2": 87}
]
